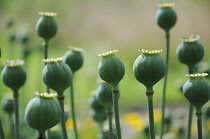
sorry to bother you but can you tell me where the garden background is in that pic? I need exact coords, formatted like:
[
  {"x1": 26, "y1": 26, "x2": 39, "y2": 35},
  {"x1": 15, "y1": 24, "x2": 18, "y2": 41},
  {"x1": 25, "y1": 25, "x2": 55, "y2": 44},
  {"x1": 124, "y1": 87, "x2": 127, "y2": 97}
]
[{"x1": 0, "y1": 0, "x2": 210, "y2": 138}]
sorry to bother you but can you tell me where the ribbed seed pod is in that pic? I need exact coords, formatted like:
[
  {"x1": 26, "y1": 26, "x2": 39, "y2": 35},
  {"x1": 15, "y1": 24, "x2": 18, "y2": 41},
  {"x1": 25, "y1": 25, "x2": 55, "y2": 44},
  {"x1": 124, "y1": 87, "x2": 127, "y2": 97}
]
[
  {"x1": 96, "y1": 80, "x2": 113, "y2": 108},
  {"x1": 63, "y1": 46, "x2": 84, "y2": 73},
  {"x1": 42, "y1": 57, "x2": 72, "y2": 95},
  {"x1": 176, "y1": 35, "x2": 204, "y2": 69},
  {"x1": 1, "y1": 60, "x2": 27, "y2": 92},
  {"x1": 98, "y1": 50, "x2": 125, "y2": 88},
  {"x1": 156, "y1": 3, "x2": 177, "y2": 32},
  {"x1": 133, "y1": 49, "x2": 166, "y2": 92},
  {"x1": 24, "y1": 92, "x2": 61, "y2": 134},
  {"x1": 183, "y1": 73, "x2": 210, "y2": 110},
  {"x1": 35, "y1": 12, "x2": 57, "y2": 41}
]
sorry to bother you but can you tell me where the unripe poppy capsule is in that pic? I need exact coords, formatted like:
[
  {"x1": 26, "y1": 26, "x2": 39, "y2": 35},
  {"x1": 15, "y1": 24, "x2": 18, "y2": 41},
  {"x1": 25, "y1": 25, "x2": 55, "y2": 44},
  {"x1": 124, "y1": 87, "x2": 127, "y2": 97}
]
[
  {"x1": 88, "y1": 95, "x2": 105, "y2": 111},
  {"x1": 36, "y1": 12, "x2": 58, "y2": 42},
  {"x1": 89, "y1": 109, "x2": 107, "y2": 123},
  {"x1": 98, "y1": 50, "x2": 125, "y2": 88},
  {"x1": 176, "y1": 35, "x2": 204, "y2": 69},
  {"x1": 1, "y1": 60, "x2": 27, "y2": 92},
  {"x1": 96, "y1": 80, "x2": 113, "y2": 108},
  {"x1": 183, "y1": 73, "x2": 210, "y2": 110},
  {"x1": 156, "y1": 3, "x2": 177, "y2": 32},
  {"x1": 63, "y1": 46, "x2": 84, "y2": 73},
  {"x1": 24, "y1": 92, "x2": 61, "y2": 134},
  {"x1": 2, "y1": 97, "x2": 14, "y2": 115},
  {"x1": 133, "y1": 49, "x2": 166, "y2": 92},
  {"x1": 42, "y1": 57, "x2": 73, "y2": 95}
]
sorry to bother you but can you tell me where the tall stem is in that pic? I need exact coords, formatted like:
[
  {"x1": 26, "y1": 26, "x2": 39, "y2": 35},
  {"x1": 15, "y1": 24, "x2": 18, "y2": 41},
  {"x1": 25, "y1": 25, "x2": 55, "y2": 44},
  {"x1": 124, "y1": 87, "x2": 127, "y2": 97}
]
[
  {"x1": 186, "y1": 103, "x2": 194, "y2": 139},
  {"x1": 196, "y1": 112, "x2": 203, "y2": 139},
  {"x1": 69, "y1": 81, "x2": 78, "y2": 139},
  {"x1": 160, "y1": 31, "x2": 170, "y2": 139},
  {"x1": 37, "y1": 133, "x2": 46, "y2": 139},
  {"x1": 186, "y1": 68, "x2": 194, "y2": 139},
  {"x1": 0, "y1": 117, "x2": 5, "y2": 139},
  {"x1": 13, "y1": 92, "x2": 19, "y2": 139},
  {"x1": 43, "y1": 41, "x2": 50, "y2": 93},
  {"x1": 146, "y1": 91, "x2": 155, "y2": 139},
  {"x1": 107, "y1": 107, "x2": 113, "y2": 139},
  {"x1": 9, "y1": 114, "x2": 14, "y2": 138},
  {"x1": 57, "y1": 96, "x2": 68, "y2": 139},
  {"x1": 112, "y1": 89, "x2": 122, "y2": 139}
]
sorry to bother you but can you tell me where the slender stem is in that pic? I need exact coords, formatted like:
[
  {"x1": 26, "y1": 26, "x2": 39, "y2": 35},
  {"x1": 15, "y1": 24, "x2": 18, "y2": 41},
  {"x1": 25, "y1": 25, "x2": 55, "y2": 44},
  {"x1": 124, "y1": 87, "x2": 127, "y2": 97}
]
[
  {"x1": 98, "y1": 122, "x2": 103, "y2": 134},
  {"x1": 37, "y1": 133, "x2": 46, "y2": 139},
  {"x1": 112, "y1": 90, "x2": 122, "y2": 139},
  {"x1": 186, "y1": 103, "x2": 194, "y2": 139},
  {"x1": 69, "y1": 81, "x2": 78, "y2": 139},
  {"x1": 43, "y1": 41, "x2": 50, "y2": 93},
  {"x1": 0, "y1": 117, "x2": 5, "y2": 139},
  {"x1": 107, "y1": 107, "x2": 113, "y2": 139},
  {"x1": 9, "y1": 114, "x2": 14, "y2": 138},
  {"x1": 160, "y1": 31, "x2": 170, "y2": 139},
  {"x1": 146, "y1": 91, "x2": 155, "y2": 139},
  {"x1": 186, "y1": 68, "x2": 194, "y2": 139},
  {"x1": 57, "y1": 96, "x2": 68, "y2": 139},
  {"x1": 13, "y1": 92, "x2": 20, "y2": 139},
  {"x1": 196, "y1": 112, "x2": 202, "y2": 139}
]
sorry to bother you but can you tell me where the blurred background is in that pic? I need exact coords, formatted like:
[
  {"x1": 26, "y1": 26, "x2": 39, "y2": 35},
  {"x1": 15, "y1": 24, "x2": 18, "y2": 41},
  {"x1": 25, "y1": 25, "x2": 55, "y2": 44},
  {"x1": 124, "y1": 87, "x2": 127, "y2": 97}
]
[{"x1": 0, "y1": 0, "x2": 210, "y2": 138}]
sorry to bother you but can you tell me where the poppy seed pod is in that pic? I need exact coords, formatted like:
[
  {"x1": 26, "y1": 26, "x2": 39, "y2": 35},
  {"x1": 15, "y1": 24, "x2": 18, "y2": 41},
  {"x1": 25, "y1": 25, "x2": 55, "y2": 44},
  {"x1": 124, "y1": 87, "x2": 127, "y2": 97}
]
[
  {"x1": 98, "y1": 50, "x2": 125, "y2": 88},
  {"x1": 24, "y1": 92, "x2": 61, "y2": 134},
  {"x1": 133, "y1": 49, "x2": 166, "y2": 92},
  {"x1": 183, "y1": 73, "x2": 210, "y2": 110},
  {"x1": 1, "y1": 60, "x2": 27, "y2": 92},
  {"x1": 89, "y1": 95, "x2": 105, "y2": 111},
  {"x1": 156, "y1": 3, "x2": 177, "y2": 32},
  {"x1": 2, "y1": 98, "x2": 14, "y2": 115},
  {"x1": 42, "y1": 57, "x2": 72, "y2": 95},
  {"x1": 36, "y1": 12, "x2": 58, "y2": 41},
  {"x1": 176, "y1": 35, "x2": 204, "y2": 69},
  {"x1": 96, "y1": 80, "x2": 113, "y2": 108},
  {"x1": 63, "y1": 46, "x2": 84, "y2": 73},
  {"x1": 89, "y1": 109, "x2": 107, "y2": 123}
]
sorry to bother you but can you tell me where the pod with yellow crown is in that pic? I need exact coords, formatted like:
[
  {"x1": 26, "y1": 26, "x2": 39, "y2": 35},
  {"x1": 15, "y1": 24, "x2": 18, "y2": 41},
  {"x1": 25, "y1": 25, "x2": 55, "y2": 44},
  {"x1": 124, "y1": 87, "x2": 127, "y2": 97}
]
[
  {"x1": 42, "y1": 57, "x2": 73, "y2": 95},
  {"x1": 24, "y1": 92, "x2": 61, "y2": 136},
  {"x1": 133, "y1": 49, "x2": 166, "y2": 92},
  {"x1": 183, "y1": 73, "x2": 210, "y2": 111}
]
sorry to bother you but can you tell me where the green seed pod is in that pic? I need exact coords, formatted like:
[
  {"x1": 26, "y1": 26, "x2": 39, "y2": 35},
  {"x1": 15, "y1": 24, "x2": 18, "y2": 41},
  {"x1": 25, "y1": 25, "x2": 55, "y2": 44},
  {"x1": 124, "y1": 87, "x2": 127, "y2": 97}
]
[
  {"x1": 176, "y1": 35, "x2": 204, "y2": 69},
  {"x1": 133, "y1": 49, "x2": 166, "y2": 91},
  {"x1": 98, "y1": 50, "x2": 125, "y2": 88},
  {"x1": 63, "y1": 46, "x2": 84, "y2": 73},
  {"x1": 183, "y1": 73, "x2": 210, "y2": 110},
  {"x1": 1, "y1": 60, "x2": 27, "y2": 92},
  {"x1": 89, "y1": 109, "x2": 107, "y2": 123},
  {"x1": 96, "y1": 80, "x2": 113, "y2": 108},
  {"x1": 88, "y1": 95, "x2": 105, "y2": 111},
  {"x1": 42, "y1": 57, "x2": 73, "y2": 95},
  {"x1": 156, "y1": 3, "x2": 177, "y2": 32},
  {"x1": 24, "y1": 92, "x2": 61, "y2": 134},
  {"x1": 2, "y1": 97, "x2": 14, "y2": 115},
  {"x1": 35, "y1": 12, "x2": 58, "y2": 42}
]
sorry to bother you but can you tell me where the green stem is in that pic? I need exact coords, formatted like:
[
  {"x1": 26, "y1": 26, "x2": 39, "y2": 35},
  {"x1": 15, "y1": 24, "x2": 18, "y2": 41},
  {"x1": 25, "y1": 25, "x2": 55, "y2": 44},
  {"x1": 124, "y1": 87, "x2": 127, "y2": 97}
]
[
  {"x1": 13, "y1": 92, "x2": 20, "y2": 139},
  {"x1": 69, "y1": 82, "x2": 78, "y2": 139},
  {"x1": 186, "y1": 103, "x2": 194, "y2": 139},
  {"x1": 186, "y1": 68, "x2": 194, "y2": 139},
  {"x1": 112, "y1": 90, "x2": 122, "y2": 139},
  {"x1": 43, "y1": 41, "x2": 50, "y2": 93},
  {"x1": 107, "y1": 107, "x2": 113, "y2": 139},
  {"x1": 37, "y1": 133, "x2": 46, "y2": 139},
  {"x1": 160, "y1": 31, "x2": 170, "y2": 139},
  {"x1": 0, "y1": 117, "x2": 5, "y2": 139},
  {"x1": 196, "y1": 112, "x2": 202, "y2": 139},
  {"x1": 9, "y1": 114, "x2": 14, "y2": 138},
  {"x1": 146, "y1": 91, "x2": 155, "y2": 139},
  {"x1": 57, "y1": 96, "x2": 68, "y2": 139}
]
